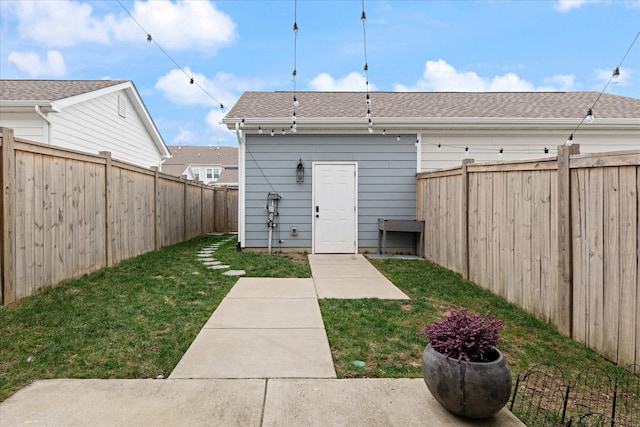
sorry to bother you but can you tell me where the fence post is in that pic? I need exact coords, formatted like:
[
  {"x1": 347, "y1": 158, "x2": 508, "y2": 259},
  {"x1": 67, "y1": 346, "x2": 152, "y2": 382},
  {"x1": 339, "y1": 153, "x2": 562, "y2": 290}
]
[
  {"x1": 99, "y1": 152, "x2": 113, "y2": 267},
  {"x1": 200, "y1": 185, "x2": 205, "y2": 236},
  {"x1": 557, "y1": 144, "x2": 580, "y2": 336},
  {"x1": 1, "y1": 127, "x2": 16, "y2": 305},
  {"x1": 461, "y1": 158, "x2": 474, "y2": 280},
  {"x1": 183, "y1": 175, "x2": 188, "y2": 241},
  {"x1": 223, "y1": 186, "x2": 229, "y2": 233},
  {"x1": 151, "y1": 166, "x2": 161, "y2": 250}
]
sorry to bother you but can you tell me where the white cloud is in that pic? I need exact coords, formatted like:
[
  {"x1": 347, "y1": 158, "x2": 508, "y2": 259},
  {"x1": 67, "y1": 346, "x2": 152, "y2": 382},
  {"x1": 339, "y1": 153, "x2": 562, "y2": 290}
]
[
  {"x1": 394, "y1": 59, "x2": 573, "y2": 92},
  {"x1": 205, "y1": 109, "x2": 236, "y2": 143},
  {"x1": 12, "y1": 0, "x2": 111, "y2": 47},
  {"x1": 308, "y1": 72, "x2": 377, "y2": 91},
  {"x1": 543, "y1": 74, "x2": 576, "y2": 91},
  {"x1": 155, "y1": 67, "x2": 240, "y2": 108},
  {"x1": 9, "y1": 0, "x2": 236, "y2": 52},
  {"x1": 7, "y1": 50, "x2": 66, "y2": 77},
  {"x1": 111, "y1": 0, "x2": 236, "y2": 51},
  {"x1": 172, "y1": 128, "x2": 198, "y2": 145},
  {"x1": 595, "y1": 66, "x2": 631, "y2": 86}
]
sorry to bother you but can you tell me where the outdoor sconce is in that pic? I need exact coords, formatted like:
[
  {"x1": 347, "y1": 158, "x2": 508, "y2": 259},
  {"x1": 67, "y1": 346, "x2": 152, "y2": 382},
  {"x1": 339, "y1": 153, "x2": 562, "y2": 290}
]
[{"x1": 296, "y1": 159, "x2": 304, "y2": 183}]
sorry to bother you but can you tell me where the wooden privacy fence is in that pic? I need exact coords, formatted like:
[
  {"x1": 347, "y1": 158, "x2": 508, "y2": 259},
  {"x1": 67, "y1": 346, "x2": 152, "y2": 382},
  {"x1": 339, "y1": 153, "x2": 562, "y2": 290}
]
[
  {"x1": 0, "y1": 128, "x2": 238, "y2": 305},
  {"x1": 417, "y1": 145, "x2": 639, "y2": 368}
]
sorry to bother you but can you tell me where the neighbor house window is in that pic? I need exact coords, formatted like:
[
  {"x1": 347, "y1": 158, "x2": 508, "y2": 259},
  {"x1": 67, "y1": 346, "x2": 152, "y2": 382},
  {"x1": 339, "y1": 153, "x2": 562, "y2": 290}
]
[
  {"x1": 214, "y1": 168, "x2": 220, "y2": 179},
  {"x1": 193, "y1": 168, "x2": 200, "y2": 180},
  {"x1": 206, "y1": 168, "x2": 213, "y2": 179}
]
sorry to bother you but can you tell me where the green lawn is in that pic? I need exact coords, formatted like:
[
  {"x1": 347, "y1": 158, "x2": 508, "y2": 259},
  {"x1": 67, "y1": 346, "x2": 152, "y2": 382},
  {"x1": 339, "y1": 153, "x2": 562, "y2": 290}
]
[{"x1": 0, "y1": 235, "x2": 626, "y2": 409}]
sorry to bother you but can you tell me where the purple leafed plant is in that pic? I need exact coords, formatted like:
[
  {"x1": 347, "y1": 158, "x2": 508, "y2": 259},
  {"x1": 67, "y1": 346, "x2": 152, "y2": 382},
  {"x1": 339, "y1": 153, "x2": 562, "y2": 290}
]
[{"x1": 418, "y1": 308, "x2": 503, "y2": 363}]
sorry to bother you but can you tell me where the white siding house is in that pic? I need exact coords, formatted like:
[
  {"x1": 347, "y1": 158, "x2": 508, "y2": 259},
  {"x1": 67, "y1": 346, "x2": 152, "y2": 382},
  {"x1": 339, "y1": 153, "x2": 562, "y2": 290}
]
[
  {"x1": 223, "y1": 91, "x2": 639, "y2": 252},
  {"x1": 0, "y1": 80, "x2": 170, "y2": 169}
]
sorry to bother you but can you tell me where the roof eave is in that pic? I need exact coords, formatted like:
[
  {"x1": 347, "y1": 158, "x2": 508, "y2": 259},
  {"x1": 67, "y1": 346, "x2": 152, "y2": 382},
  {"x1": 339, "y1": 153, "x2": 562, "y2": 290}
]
[{"x1": 225, "y1": 117, "x2": 639, "y2": 132}]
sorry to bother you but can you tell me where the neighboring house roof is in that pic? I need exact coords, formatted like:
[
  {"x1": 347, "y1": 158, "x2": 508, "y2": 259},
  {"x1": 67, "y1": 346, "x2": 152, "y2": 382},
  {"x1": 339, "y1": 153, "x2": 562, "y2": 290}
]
[
  {"x1": 216, "y1": 168, "x2": 239, "y2": 186},
  {"x1": 162, "y1": 145, "x2": 238, "y2": 178},
  {"x1": 0, "y1": 79, "x2": 170, "y2": 159},
  {"x1": 223, "y1": 91, "x2": 640, "y2": 130}
]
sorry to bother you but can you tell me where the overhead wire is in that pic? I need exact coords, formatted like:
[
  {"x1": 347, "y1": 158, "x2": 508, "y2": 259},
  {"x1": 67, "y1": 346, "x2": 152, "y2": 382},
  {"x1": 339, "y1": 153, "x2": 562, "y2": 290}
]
[
  {"x1": 115, "y1": 0, "x2": 226, "y2": 110},
  {"x1": 566, "y1": 30, "x2": 639, "y2": 145}
]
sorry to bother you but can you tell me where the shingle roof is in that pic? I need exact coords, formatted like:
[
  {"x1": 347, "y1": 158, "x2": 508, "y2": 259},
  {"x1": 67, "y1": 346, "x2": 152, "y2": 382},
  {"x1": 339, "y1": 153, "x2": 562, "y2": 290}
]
[
  {"x1": 162, "y1": 145, "x2": 238, "y2": 177},
  {"x1": 0, "y1": 80, "x2": 128, "y2": 101},
  {"x1": 224, "y1": 91, "x2": 640, "y2": 122}
]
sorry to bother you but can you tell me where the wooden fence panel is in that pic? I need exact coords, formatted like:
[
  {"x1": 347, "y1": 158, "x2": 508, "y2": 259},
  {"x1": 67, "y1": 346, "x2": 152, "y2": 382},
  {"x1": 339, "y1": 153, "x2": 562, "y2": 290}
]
[
  {"x1": 1, "y1": 129, "x2": 238, "y2": 305},
  {"x1": 417, "y1": 149, "x2": 638, "y2": 367}
]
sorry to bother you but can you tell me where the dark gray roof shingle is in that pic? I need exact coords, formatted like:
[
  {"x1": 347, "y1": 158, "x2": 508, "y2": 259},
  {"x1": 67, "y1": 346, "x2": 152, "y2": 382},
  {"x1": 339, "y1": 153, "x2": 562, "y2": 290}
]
[
  {"x1": 0, "y1": 80, "x2": 127, "y2": 101},
  {"x1": 224, "y1": 91, "x2": 640, "y2": 120}
]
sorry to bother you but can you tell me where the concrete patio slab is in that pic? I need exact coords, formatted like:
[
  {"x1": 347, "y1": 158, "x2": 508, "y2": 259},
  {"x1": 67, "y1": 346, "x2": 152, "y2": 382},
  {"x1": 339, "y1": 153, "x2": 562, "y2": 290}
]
[
  {"x1": 226, "y1": 277, "x2": 316, "y2": 298},
  {"x1": 203, "y1": 298, "x2": 323, "y2": 329},
  {"x1": 308, "y1": 254, "x2": 371, "y2": 265},
  {"x1": 314, "y1": 277, "x2": 410, "y2": 299},
  {"x1": 168, "y1": 329, "x2": 336, "y2": 379},
  {"x1": 311, "y1": 263, "x2": 384, "y2": 278},
  {"x1": 262, "y1": 378, "x2": 524, "y2": 427},
  {"x1": 0, "y1": 379, "x2": 266, "y2": 427}
]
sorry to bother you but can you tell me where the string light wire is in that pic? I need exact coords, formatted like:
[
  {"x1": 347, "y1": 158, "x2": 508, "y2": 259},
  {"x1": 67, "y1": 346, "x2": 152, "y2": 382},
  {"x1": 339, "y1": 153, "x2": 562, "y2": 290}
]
[
  {"x1": 361, "y1": 0, "x2": 373, "y2": 132},
  {"x1": 291, "y1": 0, "x2": 299, "y2": 132},
  {"x1": 566, "y1": 30, "x2": 639, "y2": 145},
  {"x1": 116, "y1": 0, "x2": 225, "y2": 110}
]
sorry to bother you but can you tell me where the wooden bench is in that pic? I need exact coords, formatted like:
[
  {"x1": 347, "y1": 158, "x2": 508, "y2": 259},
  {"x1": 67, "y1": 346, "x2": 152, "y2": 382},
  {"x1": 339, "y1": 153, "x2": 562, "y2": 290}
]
[{"x1": 377, "y1": 218, "x2": 425, "y2": 257}]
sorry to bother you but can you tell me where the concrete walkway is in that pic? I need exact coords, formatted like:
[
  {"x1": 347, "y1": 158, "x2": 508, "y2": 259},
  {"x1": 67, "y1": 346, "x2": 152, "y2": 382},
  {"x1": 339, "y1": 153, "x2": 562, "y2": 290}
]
[{"x1": 0, "y1": 254, "x2": 524, "y2": 427}]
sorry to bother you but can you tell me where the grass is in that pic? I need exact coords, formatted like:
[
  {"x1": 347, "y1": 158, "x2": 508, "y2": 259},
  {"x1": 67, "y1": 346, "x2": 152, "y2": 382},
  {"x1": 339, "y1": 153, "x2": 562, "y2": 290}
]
[
  {"x1": 0, "y1": 235, "x2": 309, "y2": 401},
  {"x1": 0, "y1": 234, "x2": 629, "y2": 416},
  {"x1": 321, "y1": 257, "x2": 627, "y2": 382}
]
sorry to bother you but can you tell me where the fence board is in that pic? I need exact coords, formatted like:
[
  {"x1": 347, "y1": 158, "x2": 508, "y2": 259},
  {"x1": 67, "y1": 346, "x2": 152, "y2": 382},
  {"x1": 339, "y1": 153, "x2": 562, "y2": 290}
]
[
  {"x1": 572, "y1": 168, "x2": 588, "y2": 346},
  {"x1": 417, "y1": 148, "x2": 639, "y2": 367},
  {"x1": 0, "y1": 130, "x2": 237, "y2": 305},
  {"x1": 603, "y1": 167, "x2": 620, "y2": 362}
]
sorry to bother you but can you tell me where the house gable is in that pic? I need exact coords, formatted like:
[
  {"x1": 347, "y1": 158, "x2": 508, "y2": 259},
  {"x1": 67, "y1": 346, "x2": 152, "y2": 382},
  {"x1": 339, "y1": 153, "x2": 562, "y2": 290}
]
[{"x1": 0, "y1": 80, "x2": 170, "y2": 169}]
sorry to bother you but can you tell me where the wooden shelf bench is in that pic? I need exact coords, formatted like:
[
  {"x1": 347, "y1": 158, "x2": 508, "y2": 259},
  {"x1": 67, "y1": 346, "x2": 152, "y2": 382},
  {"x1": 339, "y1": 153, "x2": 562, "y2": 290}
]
[{"x1": 377, "y1": 218, "x2": 425, "y2": 257}]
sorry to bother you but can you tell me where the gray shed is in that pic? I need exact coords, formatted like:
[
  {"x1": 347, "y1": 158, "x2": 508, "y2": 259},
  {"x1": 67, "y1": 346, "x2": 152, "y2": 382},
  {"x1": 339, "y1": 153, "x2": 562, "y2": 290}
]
[{"x1": 223, "y1": 91, "x2": 419, "y2": 254}]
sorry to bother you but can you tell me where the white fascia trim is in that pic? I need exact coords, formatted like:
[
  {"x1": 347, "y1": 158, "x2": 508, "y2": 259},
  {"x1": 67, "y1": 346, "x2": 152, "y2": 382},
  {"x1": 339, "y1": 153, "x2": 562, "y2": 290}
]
[{"x1": 225, "y1": 117, "x2": 640, "y2": 132}]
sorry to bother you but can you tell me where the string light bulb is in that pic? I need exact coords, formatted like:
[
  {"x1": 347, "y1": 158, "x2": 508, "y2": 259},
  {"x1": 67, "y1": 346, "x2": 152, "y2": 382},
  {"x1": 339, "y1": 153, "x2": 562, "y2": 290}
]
[
  {"x1": 258, "y1": 126, "x2": 263, "y2": 135},
  {"x1": 566, "y1": 134, "x2": 574, "y2": 146},
  {"x1": 437, "y1": 143, "x2": 442, "y2": 151},
  {"x1": 544, "y1": 147, "x2": 549, "y2": 154},
  {"x1": 612, "y1": 67, "x2": 620, "y2": 84},
  {"x1": 293, "y1": 96, "x2": 299, "y2": 107},
  {"x1": 586, "y1": 108, "x2": 594, "y2": 123},
  {"x1": 281, "y1": 129, "x2": 286, "y2": 135},
  {"x1": 190, "y1": 78, "x2": 194, "y2": 84},
  {"x1": 240, "y1": 118, "x2": 245, "y2": 128},
  {"x1": 291, "y1": 122, "x2": 297, "y2": 132},
  {"x1": 368, "y1": 119, "x2": 374, "y2": 133},
  {"x1": 465, "y1": 146, "x2": 470, "y2": 157},
  {"x1": 382, "y1": 129, "x2": 386, "y2": 135},
  {"x1": 271, "y1": 129, "x2": 275, "y2": 137},
  {"x1": 146, "y1": 34, "x2": 152, "y2": 42},
  {"x1": 498, "y1": 148, "x2": 504, "y2": 157}
]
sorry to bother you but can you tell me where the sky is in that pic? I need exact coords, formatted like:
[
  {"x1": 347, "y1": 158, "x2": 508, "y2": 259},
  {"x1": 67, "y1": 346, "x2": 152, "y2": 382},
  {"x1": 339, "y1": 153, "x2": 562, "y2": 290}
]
[{"x1": 1, "y1": 0, "x2": 639, "y2": 147}]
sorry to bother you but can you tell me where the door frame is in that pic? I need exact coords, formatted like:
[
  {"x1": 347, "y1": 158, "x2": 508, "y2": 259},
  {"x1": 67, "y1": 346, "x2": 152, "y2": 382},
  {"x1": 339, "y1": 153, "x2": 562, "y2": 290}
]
[{"x1": 311, "y1": 161, "x2": 358, "y2": 254}]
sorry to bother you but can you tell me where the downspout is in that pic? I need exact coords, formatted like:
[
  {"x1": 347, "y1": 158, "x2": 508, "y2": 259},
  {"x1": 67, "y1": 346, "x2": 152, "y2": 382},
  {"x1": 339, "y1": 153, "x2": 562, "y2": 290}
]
[
  {"x1": 233, "y1": 122, "x2": 246, "y2": 249},
  {"x1": 34, "y1": 105, "x2": 52, "y2": 145}
]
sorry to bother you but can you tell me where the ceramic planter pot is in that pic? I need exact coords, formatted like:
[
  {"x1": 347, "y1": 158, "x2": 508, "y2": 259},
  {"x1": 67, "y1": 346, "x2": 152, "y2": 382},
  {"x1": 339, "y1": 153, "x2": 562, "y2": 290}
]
[{"x1": 421, "y1": 343, "x2": 512, "y2": 419}]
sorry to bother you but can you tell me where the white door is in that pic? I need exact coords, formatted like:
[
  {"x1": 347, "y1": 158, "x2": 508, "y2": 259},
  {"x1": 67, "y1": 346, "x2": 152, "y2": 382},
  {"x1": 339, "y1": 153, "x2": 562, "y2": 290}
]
[{"x1": 313, "y1": 162, "x2": 357, "y2": 254}]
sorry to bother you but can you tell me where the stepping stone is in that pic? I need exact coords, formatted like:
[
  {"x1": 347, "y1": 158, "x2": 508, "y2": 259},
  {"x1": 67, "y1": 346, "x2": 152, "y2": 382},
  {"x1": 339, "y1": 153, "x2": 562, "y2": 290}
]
[
  {"x1": 223, "y1": 270, "x2": 246, "y2": 276},
  {"x1": 208, "y1": 265, "x2": 230, "y2": 270},
  {"x1": 199, "y1": 258, "x2": 216, "y2": 262},
  {"x1": 197, "y1": 254, "x2": 213, "y2": 258},
  {"x1": 202, "y1": 261, "x2": 221, "y2": 266}
]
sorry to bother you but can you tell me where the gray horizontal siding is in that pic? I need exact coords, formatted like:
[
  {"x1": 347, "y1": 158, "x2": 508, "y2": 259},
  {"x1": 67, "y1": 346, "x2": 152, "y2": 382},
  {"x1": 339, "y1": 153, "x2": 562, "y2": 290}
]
[{"x1": 244, "y1": 134, "x2": 417, "y2": 251}]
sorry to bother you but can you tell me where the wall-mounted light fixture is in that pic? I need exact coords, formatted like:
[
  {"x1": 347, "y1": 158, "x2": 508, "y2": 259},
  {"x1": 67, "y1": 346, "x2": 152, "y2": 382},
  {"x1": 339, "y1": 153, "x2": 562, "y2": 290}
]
[{"x1": 296, "y1": 159, "x2": 304, "y2": 183}]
